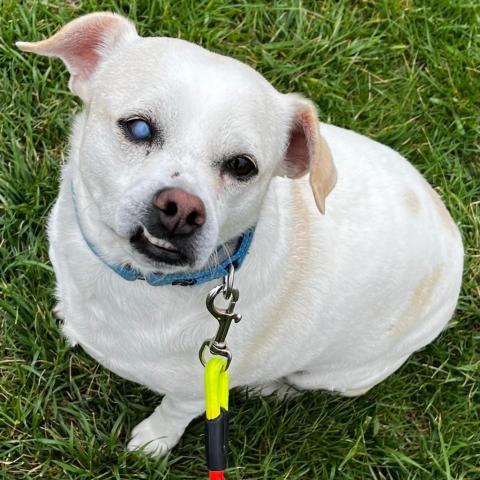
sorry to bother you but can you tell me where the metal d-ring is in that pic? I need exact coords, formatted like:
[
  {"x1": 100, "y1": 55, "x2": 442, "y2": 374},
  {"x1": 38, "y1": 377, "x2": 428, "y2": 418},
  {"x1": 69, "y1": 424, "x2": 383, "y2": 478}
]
[
  {"x1": 199, "y1": 264, "x2": 241, "y2": 369},
  {"x1": 199, "y1": 339, "x2": 233, "y2": 369}
]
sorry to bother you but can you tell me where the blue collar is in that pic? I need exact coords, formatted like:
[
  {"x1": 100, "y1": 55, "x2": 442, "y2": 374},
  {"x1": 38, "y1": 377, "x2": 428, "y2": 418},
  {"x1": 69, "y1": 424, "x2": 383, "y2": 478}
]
[{"x1": 72, "y1": 186, "x2": 255, "y2": 287}]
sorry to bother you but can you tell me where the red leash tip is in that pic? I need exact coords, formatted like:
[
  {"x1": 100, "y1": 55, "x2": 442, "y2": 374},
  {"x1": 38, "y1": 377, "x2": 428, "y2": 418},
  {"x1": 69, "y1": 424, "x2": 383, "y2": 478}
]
[{"x1": 209, "y1": 471, "x2": 224, "y2": 480}]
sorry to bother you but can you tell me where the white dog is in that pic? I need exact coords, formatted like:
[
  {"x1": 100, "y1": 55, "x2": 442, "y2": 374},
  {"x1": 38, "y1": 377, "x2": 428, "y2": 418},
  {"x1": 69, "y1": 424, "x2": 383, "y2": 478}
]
[{"x1": 18, "y1": 12, "x2": 463, "y2": 456}]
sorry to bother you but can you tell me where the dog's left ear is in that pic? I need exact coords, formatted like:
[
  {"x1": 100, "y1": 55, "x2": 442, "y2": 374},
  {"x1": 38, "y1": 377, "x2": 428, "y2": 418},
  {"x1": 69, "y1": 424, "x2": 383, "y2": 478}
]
[
  {"x1": 278, "y1": 94, "x2": 337, "y2": 214},
  {"x1": 16, "y1": 12, "x2": 138, "y2": 101}
]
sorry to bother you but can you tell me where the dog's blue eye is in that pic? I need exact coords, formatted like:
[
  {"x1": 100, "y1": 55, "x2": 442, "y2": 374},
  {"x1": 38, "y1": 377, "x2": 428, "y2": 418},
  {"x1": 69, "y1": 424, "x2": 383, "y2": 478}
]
[{"x1": 125, "y1": 119, "x2": 152, "y2": 141}]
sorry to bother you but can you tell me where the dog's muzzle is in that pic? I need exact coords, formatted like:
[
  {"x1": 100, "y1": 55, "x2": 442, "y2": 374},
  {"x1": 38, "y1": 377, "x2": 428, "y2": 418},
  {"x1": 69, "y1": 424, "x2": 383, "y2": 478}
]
[{"x1": 130, "y1": 188, "x2": 206, "y2": 265}]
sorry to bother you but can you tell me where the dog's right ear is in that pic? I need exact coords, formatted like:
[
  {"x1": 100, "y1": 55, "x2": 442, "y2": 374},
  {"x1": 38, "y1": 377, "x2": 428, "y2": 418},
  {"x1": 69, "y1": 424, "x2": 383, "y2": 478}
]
[{"x1": 16, "y1": 12, "x2": 138, "y2": 101}]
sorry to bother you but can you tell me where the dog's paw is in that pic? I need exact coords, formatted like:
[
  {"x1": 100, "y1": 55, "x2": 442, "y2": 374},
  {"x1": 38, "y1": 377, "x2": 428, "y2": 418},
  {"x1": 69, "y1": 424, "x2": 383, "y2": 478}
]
[
  {"x1": 52, "y1": 302, "x2": 65, "y2": 320},
  {"x1": 246, "y1": 380, "x2": 301, "y2": 400},
  {"x1": 340, "y1": 386, "x2": 371, "y2": 397},
  {"x1": 127, "y1": 414, "x2": 182, "y2": 457},
  {"x1": 52, "y1": 301, "x2": 65, "y2": 320}
]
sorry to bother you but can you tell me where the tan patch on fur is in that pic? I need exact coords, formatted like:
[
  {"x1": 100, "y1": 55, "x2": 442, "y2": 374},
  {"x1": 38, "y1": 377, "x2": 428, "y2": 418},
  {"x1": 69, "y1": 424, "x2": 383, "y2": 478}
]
[
  {"x1": 262, "y1": 182, "x2": 311, "y2": 319},
  {"x1": 405, "y1": 189, "x2": 421, "y2": 214},
  {"x1": 292, "y1": 180, "x2": 308, "y2": 218},
  {"x1": 240, "y1": 182, "x2": 312, "y2": 368},
  {"x1": 391, "y1": 265, "x2": 443, "y2": 337},
  {"x1": 427, "y1": 187, "x2": 457, "y2": 232}
]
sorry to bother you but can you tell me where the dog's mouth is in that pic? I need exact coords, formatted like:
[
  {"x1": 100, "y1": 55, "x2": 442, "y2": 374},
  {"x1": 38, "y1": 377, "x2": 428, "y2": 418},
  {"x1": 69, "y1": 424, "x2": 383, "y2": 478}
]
[{"x1": 129, "y1": 226, "x2": 189, "y2": 265}]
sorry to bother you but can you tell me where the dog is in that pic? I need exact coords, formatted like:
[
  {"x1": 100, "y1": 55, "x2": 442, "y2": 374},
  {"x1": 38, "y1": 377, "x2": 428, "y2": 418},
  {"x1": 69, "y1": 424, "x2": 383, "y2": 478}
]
[{"x1": 17, "y1": 12, "x2": 464, "y2": 456}]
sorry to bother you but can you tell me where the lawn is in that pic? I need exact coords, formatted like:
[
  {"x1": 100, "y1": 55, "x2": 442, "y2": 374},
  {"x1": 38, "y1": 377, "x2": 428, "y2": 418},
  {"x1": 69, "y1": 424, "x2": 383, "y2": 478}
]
[{"x1": 1, "y1": 1, "x2": 479, "y2": 478}]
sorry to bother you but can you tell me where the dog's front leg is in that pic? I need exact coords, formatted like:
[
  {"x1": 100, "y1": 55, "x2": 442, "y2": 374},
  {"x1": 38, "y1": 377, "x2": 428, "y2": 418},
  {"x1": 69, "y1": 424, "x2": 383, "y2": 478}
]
[{"x1": 127, "y1": 395, "x2": 204, "y2": 456}]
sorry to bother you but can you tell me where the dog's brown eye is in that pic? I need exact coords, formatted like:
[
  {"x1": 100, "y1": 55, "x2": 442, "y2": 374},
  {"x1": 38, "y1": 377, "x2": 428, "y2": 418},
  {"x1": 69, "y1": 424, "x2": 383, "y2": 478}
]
[{"x1": 224, "y1": 155, "x2": 258, "y2": 179}]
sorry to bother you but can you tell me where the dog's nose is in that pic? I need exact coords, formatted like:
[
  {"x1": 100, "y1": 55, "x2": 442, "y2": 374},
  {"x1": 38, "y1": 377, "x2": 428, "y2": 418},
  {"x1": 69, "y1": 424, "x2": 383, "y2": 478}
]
[{"x1": 152, "y1": 188, "x2": 206, "y2": 236}]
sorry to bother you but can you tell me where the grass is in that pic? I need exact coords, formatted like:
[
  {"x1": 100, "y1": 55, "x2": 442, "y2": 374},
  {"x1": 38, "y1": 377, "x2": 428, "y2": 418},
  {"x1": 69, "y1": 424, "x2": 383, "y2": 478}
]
[{"x1": 1, "y1": 0, "x2": 479, "y2": 478}]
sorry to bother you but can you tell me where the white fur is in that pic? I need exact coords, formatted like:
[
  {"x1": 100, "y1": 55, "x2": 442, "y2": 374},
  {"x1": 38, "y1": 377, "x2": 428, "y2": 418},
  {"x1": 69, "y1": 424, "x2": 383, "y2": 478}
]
[{"x1": 27, "y1": 14, "x2": 462, "y2": 455}]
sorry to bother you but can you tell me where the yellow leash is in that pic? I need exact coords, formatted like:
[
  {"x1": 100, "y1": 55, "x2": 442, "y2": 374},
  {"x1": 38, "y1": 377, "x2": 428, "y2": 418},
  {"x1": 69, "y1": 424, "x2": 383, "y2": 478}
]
[
  {"x1": 200, "y1": 265, "x2": 241, "y2": 479},
  {"x1": 204, "y1": 358, "x2": 229, "y2": 480},
  {"x1": 205, "y1": 357, "x2": 229, "y2": 420}
]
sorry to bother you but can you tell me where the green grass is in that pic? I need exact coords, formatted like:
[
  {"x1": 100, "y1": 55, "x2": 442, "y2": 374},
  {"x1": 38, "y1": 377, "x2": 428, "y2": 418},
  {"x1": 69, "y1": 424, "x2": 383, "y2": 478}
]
[{"x1": 1, "y1": 0, "x2": 479, "y2": 478}]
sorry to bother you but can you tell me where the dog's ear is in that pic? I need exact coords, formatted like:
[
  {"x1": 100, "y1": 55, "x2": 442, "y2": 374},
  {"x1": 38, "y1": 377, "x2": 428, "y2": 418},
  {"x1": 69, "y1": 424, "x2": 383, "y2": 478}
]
[
  {"x1": 278, "y1": 94, "x2": 337, "y2": 214},
  {"x1": 16, "y1": 12, "x2": 138, "y2": 101}
]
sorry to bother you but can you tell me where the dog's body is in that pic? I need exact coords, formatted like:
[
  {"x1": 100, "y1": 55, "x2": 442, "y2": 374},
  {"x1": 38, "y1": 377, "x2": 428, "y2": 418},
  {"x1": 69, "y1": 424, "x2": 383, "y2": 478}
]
[{"x1": 19, "y1": 13, "x2": 463, "y2": 455}]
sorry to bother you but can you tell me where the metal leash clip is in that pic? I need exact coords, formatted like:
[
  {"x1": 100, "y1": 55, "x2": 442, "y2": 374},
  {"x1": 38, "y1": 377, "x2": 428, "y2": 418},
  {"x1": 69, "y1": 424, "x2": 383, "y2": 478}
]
[{"x1": 199, "y1": 264, "x2": 241, "y2": 370}]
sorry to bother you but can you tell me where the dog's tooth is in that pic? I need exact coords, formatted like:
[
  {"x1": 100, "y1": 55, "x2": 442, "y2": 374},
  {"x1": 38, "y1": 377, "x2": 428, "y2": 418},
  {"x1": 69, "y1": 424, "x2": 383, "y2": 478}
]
[
  {"x1": 142, "y1": 226, "x2": 177, "y2": 251},
  {"x1": 157, "y1": 238, "x2": 176, "y2": 250}
]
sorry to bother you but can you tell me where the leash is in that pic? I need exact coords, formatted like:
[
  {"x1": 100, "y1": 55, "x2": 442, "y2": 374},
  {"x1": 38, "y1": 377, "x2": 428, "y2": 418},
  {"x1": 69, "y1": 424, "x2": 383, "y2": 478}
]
[{"x1": 200, "y1": 265, "x2": 241, "y2": 479}]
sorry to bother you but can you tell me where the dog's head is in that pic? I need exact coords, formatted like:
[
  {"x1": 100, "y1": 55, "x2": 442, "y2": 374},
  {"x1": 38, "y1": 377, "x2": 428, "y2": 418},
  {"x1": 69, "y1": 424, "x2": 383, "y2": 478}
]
[{"x1": 18, "y1": 13, "x2": 336, "y2": 273}]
